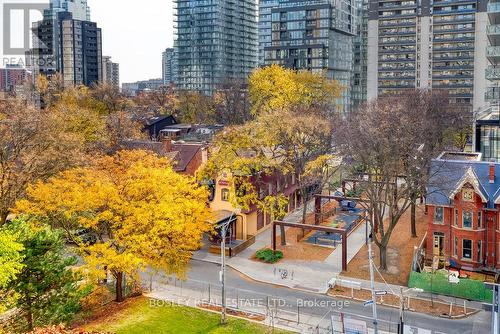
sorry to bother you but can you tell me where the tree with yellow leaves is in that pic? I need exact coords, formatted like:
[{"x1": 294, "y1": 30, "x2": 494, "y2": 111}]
[
  {"x1": 201, "y1": 66, "x2": 341, "y2": 230},
  {"x1": 16, "y1": 150, "x2": 212, "y2": 302},
  {"x1": 248, "y1": 65, "x2": 342, "y2": 117}
]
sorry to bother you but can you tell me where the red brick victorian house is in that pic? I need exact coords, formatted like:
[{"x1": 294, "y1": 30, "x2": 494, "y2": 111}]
[{"x1": 426, "y1": 152, "x2": 500, "y2": 272}]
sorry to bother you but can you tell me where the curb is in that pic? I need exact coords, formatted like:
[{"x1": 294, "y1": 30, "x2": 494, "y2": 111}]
[{"x1": 328, "y1": 293, "x2": 481, "y2": 320}]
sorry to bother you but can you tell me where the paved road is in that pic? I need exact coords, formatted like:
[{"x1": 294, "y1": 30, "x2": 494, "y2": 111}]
[{"x1": 176, "y1": 259, "x2": 490, "y2": 334}]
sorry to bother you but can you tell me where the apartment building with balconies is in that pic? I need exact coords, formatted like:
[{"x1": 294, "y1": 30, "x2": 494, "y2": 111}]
[{"x1": 367, "y1": 0, "x2": 488, "y2": 112}]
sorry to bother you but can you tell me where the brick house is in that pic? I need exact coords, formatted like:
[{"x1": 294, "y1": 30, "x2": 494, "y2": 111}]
[
  {"x1": 426, "y1": 152, "x2": 500, "y2": 272},
  {"x1": 209, "y1": 171, "x2": 301, "y2": 246}
]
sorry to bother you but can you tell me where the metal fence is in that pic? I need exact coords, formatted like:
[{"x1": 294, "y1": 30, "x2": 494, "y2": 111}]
[{"x1": 146, "y1": 274, "x2": 401, "y2": 334}]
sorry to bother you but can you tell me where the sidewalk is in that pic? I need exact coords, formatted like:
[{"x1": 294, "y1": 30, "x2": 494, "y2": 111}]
[{"x1": 193, "y1": 198, "x2": 369, "y2": 294}]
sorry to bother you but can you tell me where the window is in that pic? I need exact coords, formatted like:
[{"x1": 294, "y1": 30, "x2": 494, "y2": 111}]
[
  {"x1": 221, "y1": 188, "x2": 229, "y2": 202},
  {"x1": 478, "y1": 241, "x2": 483, "y2": 264},
  {"x1": 462, "y1": 239, "x2": 472, "y2": 259},
  {"x1": 454, "y1": 237, "x2": 458, "y2": 257},
  {"x1": 478, "y1": 211, "x2": 482, "y2": 229},
  {"x1": 434, "y1": 207, "x2": 444, "y2": 224},
  {"x1": 454, "y1": 209, "x2": 458, "y2": 226},
  {"x1": 463, "y1": 211, "x2": 473, "y2": 228}
]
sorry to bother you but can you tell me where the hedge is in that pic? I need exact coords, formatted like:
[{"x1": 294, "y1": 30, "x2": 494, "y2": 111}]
[{"x1": 408, "y1": 271, "x2": 492, "y2": 302}]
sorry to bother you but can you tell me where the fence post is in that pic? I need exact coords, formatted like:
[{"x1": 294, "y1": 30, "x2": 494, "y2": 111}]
[
  {"x1": 208, "y1": 284, "x2": 211, "y2": 303},
  {"x1": 297, "y1": 304, "x2": 300, "y2": 324}
]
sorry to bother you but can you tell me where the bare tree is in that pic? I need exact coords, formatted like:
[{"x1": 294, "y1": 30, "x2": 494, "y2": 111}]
[
  {"x1": 133, "y1": 84, "x2": 178, "y2": 116},
  {"x1": 334, "y1": 90, "x2": 470, "y2": 269},
  {"x1": 213, "y1": 79, "x2": 252, "y2": 125},
  {"x1": 90, "y1": 82, "x2": 129, "y2": 114},
  {"x1": 0, "y1": 99, "x2": 83, "y2": 224}
]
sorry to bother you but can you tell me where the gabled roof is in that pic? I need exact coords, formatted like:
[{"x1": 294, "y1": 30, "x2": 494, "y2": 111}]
[
  {"x1": 427, "y1": 158, "x2": 500, "y2": 208},
  {"x1": 448, "y1": 167, "x2": 488, "y2": 203},
  {"x1": 171, "y1": 143, "x2": 203, "y2": 173}
]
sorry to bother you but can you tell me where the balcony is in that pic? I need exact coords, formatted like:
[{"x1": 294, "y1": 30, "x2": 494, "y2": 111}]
[
  {"x1": 489, "y1": 2, "x2": 500, "y2": 24},
  {"x1": 486, "y1": 66, "x2": 500, "y2": 81},
  {"x1": 485, "y1": 87, "x2": 500, "y2": 102},
  {"x1": 488, "y1": 25, "x2": 500, "y2": 45},
  {"x1": 487, "y1": 46, "x2": 500, "y2": 64}
]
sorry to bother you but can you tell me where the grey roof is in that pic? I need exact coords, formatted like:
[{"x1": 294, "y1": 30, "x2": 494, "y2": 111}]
[{"x1": 427, "y1": 159, "x2": 500, "y2": 208}]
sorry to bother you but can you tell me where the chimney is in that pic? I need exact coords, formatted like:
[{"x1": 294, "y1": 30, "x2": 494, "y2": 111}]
[
  {"x1": 162, "y1": 138, "x2": 172, "y2": 152},
  {"x1": 490, "y1": 164, "x2": 495, "y2": 184}
]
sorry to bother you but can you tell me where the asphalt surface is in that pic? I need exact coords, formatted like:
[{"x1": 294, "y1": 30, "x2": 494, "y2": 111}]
[{"x1": 176, "y1": 259, "x2": 491, "y2": 334}]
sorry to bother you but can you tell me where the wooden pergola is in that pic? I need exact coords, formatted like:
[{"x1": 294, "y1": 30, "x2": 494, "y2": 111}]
[{"x1": 271, "y1": 220, "x2": 349, "y2": 271}]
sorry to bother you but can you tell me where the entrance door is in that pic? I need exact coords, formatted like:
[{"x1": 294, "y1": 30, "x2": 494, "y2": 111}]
[
  {"x1": 236, "y1": 217, "x2": 244, "y2": 240},
  {"x1": 433, "y1": 232, "x2": 445, "y2": 257}
]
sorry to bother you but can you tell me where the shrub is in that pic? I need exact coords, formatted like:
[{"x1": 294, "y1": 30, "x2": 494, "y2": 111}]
[{"x1": 255, "y1": 249, "x2": 283, "y2": 263}]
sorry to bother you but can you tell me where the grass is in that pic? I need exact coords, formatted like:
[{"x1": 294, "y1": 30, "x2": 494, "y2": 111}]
[{"x1": 82, "y1": 297, "x2": 291, "y2": 334}]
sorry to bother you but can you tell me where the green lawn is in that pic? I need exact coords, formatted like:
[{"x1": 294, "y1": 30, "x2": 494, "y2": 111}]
[{"x1": 84, "y1": 297, "x2": 291, "y2": 334}]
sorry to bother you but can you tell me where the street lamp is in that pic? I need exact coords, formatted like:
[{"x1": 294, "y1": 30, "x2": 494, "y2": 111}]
[{"x1": 398, "y1": 287, "x2": 423, "y2": 334}]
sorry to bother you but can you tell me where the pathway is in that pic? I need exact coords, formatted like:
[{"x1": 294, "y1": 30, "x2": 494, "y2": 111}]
[{"x1": 193, "y1": 198, "x2": 369, "y2": 293}]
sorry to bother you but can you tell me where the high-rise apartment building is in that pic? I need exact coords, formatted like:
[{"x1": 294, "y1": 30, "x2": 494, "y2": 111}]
[
  {"x1": 174, "y1": 0, "x2": 258, "y2": 95},
  {"x1": 264, "y1": 0, "x2": 356, "y2": 112},
  {"x1": 259, "y1": 0, "x2": 279, "y2": 65},
  {"x1": 486, "y1": 0, "x2": 500, "y2": 105},
  {"x1": 162, "y1": 48, "x2": 178, "y2": 85},
  {"x1": 44, "y1": 0, "x2": 90, "y2": 21},
  {"x1": 30, "y1": 11, "x2": 102, "y2": 87},
  {"x1": 352, "y1": 0, "x2": 368, "y2": 109},
  {"x1": 0, "y1": 64, "x2": 30, "y2": 92},
  {"x1": 102, "y1": 56, "x2": 120, "y2": 88},
  {"x1": 367, "y1": 0, "x2": 488, "y2": 112}
]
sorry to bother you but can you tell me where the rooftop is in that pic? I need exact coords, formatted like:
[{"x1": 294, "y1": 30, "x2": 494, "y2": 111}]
[{"x1": 437, "y1": 151, "x2": 482, "y2": 162}]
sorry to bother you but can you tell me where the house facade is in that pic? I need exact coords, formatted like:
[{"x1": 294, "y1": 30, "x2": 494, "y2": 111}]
[
  {"x1": 426, "y1": 152, "x2": 500, "y2": 272},
  {"x1": 209, "y1": 171, "x2": 302, "y2": 244}
]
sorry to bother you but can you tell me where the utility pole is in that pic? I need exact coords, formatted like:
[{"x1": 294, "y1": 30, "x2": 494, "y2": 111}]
[
  {"x1": 368, "y1": 235, "x2": 379, "y2": 334},
  {"x1": 399, "y1": 287, "x2": 404, "y2": 334},
  {"x1": 220, "y1": 221, "x2": 227, "y2": 324},
  {"x1": 220, "y1": 213, "x2": 234, "y2": 325}
]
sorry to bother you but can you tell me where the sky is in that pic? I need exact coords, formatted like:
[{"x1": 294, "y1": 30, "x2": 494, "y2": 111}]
[
  {"x1": 0, "y1": 0, "x2": 174, "y2": 84},
  {"x1": 88, "y1": 0, "x2": 175, "y2": 83}
]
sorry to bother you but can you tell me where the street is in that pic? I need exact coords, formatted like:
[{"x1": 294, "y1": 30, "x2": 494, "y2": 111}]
[{"x1": 172, "y1": 259, "x2": 490, "y2": 334}]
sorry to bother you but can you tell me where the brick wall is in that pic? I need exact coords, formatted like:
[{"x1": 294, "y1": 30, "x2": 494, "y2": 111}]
[{"x1": 427, "y1": 187, "x2": 500, "y2": 271}]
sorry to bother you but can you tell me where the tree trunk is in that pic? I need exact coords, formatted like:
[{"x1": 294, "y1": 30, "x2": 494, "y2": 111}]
[
  {"x1": 115, "y1": 271, "x2": 124, "y2": 302},
  {"x1": 379, "y1": 245, "x2": 388, "y2": 271},
  {"x1": 410, "y1": 201, "x2": 417, "y2": 238},
  {"x1": 0, "y1": 210, "x2": 8, "y2": 226},
  {"x1": 301, "y1": 194, "x2": 308, "y2": 224},
  {"x1": 26, "y1": 310, "x2": 33, "y2": 331}
]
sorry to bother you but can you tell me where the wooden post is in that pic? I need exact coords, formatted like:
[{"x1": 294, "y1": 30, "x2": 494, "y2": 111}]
[
  {"x1": 272, "y1": 222, "x2": 276, "y2": 251},
  {"x1": 314, "y1": 196, "x2": 322, "y2": 226},
  {"x1": 342, "y1": 231, "x2": 348, "y2": 271}
]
